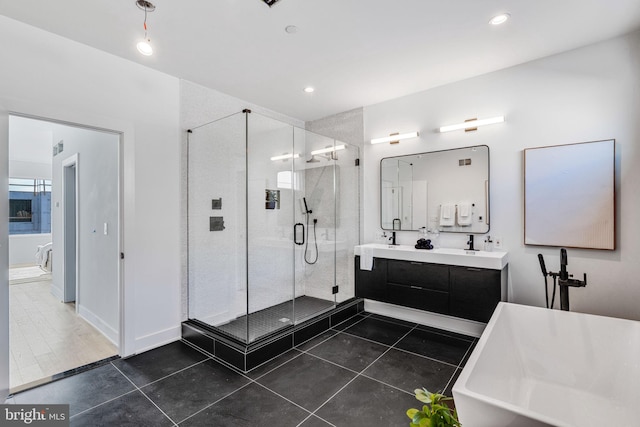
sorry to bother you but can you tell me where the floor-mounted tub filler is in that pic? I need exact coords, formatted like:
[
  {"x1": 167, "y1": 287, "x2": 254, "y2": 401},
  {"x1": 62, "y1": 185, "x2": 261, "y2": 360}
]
[{"x1": 453, "y1": 302, "x2": 639, "y2": 427}]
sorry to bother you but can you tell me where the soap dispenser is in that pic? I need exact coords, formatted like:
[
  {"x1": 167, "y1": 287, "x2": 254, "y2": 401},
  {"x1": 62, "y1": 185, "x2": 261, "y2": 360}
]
[
  {"x1": 484, "y1": 235, "x2": 493, "y2": 252},
  {"x1": 428, "y1": 227, "x2": 440, "y2": 249}
]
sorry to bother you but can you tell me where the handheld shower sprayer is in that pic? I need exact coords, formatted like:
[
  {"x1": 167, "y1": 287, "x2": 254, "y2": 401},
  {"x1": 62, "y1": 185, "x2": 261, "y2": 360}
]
[
  {"x1": 303, "y1": 197, "x2": 312, "y2": 214},
  {"x1": 538, "y1": 249, "x2": 586, "y2": 311},
  {"x1": 538, "y1": 253, "x2": 557, "y2": 309},
  {"x1": 301, "y1": 197, "x2": 318, "y2": 264}
]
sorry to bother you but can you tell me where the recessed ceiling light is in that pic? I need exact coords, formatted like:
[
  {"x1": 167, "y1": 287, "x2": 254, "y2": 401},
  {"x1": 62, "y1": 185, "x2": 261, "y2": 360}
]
[
  {"x1": 303, "y1": 87, "x2": 315, "y2": 93},
  {"x1": 489, "y1": 13, "x2": 510, "y2": 26},
  {"x1": 285, "y1": 25, "x2": 298, "y2": 34}
]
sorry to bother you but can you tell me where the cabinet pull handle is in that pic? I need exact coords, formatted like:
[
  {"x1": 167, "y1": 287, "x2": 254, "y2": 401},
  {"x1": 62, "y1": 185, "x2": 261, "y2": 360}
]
[
  {"x1": 466, "y1": 268, "x2": 482, "y2": 272},
  {"x1": 410, "y1": 285, "x2": 423, "y2": 290},
  {"x1": 410, "y1": 262, "x2": 422, "y2": 265}
]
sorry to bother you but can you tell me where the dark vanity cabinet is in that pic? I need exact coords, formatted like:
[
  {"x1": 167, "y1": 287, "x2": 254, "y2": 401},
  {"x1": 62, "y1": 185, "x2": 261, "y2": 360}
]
[
  {"x1": 355, "y1": 257, "x2": 388, "y2": 301},
  {"x1": 449, "y1": 266, "x2": 501, "y2": 322},
  {"x1": 386, "y1": 260, "x2": 449, "y2": 314},
  {"x1": 355, "y1": 256, "x2": 503, "y2": 323}
]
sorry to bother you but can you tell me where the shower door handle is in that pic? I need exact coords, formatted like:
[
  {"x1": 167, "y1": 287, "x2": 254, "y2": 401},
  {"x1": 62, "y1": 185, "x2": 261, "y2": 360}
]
[{"x1": 294, "y1": 223, "x2": 305, "y2": 245}]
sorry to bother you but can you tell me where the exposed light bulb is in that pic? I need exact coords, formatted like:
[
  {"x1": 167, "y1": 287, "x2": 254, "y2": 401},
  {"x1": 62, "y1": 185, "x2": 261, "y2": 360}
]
[
  {"x1": 303, "y1": 87, "x2": 315, "y2": 93},
  {"x1": 137, "y1": 38, "x2": 153, "y2": 56},
  {"x1": 489, "y1": 13, "x2": 510, "y2": 25}
]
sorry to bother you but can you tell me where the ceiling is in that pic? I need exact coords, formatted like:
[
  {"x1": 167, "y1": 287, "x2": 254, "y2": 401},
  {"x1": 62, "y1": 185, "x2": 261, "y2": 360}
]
[{"x1": 1, "y1": 0, "x2": 640, "y2": 122}]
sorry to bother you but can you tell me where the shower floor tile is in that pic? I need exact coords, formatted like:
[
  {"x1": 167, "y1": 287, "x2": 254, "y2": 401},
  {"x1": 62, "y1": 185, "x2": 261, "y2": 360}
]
[
  {"x1": 214, "y1": 295, "x2": 334, "y2": 342},
  {"x1": 8, "y1": 311, "x2": 475, "y2": 426}
]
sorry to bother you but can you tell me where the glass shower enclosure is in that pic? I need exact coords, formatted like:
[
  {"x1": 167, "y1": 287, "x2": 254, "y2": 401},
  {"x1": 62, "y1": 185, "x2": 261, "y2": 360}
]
[{"x1": 188, "y1": 111, "x2": 359, "y2": 344}]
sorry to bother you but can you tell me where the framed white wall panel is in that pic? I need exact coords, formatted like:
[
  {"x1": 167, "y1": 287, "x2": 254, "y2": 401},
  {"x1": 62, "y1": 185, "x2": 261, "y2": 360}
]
[{"x1": 524, "y1": 140, "x2": 615, "y2": 250}]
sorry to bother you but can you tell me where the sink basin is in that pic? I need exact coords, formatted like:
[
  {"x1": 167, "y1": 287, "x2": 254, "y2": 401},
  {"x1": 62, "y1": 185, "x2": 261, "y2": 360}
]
[{"x1": 355, "y1": 243, "x2": 508, "y2": 270}]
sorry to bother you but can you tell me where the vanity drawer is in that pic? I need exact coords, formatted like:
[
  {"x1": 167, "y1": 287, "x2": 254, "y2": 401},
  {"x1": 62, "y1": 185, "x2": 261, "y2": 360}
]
[
  {"x1": 449, "y1": 266, "x2": 501, "y2": 322},
  {"x1": 387, "y1": 283, "x2": 449, "y2": 314},
  {"x1": 387, "y1": 260, "x2": 449, "y2": 292}
]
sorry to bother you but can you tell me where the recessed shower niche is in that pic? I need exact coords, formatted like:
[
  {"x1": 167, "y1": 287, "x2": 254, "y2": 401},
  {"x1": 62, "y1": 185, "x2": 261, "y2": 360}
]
[{"x1": 186, "y1": 110, "x2": 360, "y2": 347}]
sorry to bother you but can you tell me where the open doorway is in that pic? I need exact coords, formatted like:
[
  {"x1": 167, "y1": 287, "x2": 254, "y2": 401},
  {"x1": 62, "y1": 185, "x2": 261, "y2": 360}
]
[{"x1": 8, "y1": 115, "x2": 120, "y2": 392}]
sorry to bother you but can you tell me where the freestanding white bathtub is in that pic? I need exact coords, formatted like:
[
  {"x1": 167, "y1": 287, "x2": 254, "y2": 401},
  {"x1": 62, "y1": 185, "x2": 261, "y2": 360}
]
[{"x1": 453, "y1": 302, "x2": 640, "y2": 427}]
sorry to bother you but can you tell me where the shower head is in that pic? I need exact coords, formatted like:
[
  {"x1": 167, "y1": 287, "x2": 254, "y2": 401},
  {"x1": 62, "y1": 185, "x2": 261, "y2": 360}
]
[{"x1": 306, "y1": 155, "x2": 320, "y2": 163}]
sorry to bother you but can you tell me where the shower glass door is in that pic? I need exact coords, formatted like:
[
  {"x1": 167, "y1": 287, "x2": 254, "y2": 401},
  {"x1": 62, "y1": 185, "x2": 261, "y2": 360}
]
[
  {"x1": 188, "y1": 112, "x2": 249, "y2": 341},
  {"x1": 294, "y1": 129, "x2": 338, "y2": 322},
  {"x1": 246, "y1": 113, "x2": 296, "y2": 342}
]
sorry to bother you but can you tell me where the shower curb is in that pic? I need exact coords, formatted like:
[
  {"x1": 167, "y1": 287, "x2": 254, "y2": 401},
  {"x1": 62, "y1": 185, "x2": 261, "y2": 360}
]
[{"x1": 181, "y1": 298, "x2": 364, "y2": 372}]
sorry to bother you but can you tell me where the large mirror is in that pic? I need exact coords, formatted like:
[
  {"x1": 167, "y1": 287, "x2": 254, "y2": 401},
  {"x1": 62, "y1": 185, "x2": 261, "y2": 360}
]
[{"x1": 380, "y1": 145, "x2": 489, "y2": 233}]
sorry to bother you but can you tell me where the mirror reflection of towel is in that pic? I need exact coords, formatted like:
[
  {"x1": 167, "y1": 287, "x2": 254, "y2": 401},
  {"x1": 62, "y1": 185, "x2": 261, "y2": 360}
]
[
  {"x1": 440, "y1": 204, "x2": 455, "y2": 226},
  {"x1": 457, "y1": 202, "x2": 472, "y2": 226}
]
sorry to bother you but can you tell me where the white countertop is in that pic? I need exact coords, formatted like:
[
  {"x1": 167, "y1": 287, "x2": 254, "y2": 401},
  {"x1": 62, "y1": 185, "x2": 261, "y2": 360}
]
[{"x1": 355, "y1": 243, "x2": 508, "y2": 270}]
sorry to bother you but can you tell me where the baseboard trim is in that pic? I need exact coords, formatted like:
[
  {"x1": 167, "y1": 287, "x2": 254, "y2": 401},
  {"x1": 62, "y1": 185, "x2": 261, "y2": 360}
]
[
  {"x1": 134, "y1": 326, "x2": 182, "y2": 354},
  {"x1": 77, "y1": 304, "x2": 119, "y2": 345},
  {"x1": 364, "y1": 299, "x2": 485, "y2": 338}
]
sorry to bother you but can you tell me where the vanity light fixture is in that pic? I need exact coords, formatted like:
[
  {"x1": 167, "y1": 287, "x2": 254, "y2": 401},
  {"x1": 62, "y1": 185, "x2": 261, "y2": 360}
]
[
  {"x1": 310, "y1": 144, "x2": 346, "y2": 155},
  {"x1": 270, "y1": 153, "x2": 300, "y2": 161},
  {"x1": 370, "y1": 131, "x2": 419, "y2": 145},
  {"x1": 136, "y1": 0, "x2": 155, "y2": 56},
  {"x1": 439, "y1": 116, "x2": 505, "y2": 133}
]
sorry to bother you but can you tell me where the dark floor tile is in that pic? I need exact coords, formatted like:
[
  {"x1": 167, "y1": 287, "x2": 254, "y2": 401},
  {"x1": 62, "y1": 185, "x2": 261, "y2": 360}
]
[
  {"x1": 363, "y1": 348, "x2": 456, "y2": 394},
  {"x1": 70, "y1": 390, "x2": 173, "y2": 427},
  {"x1": 113, "y1": 341, "x2": 208, "y2": 387},
  {"x1": 395, "y1": 328, "x2": 473, "y2": 366},
  {"x1": 142, "y1": 358, "x2": 250, "y2": 423},
  {"x1": 367, "y1": 313, "x2": 417, "y2": 328},
  {"x1": 307, "y1": 332, "x2": 388, "y2": 372},
  {"x1": 245, "y1": 349, "x2": 303, "y2": 379},
  {"x1": 295, "y1": 329, "x2": 338, "y2": 352},
  {"x1": 315, "y1": 375, "x2": 416, "y2": 427},
  {"x1": 299, "y1": 415, "x2": 333, "y2": 426},
  {"x1": 461, "y1": 339, "x2": 477, "y2": 366},
  {"x1": 415, "y1": 324, "x2": 475, "y2": 342},
  {"x1": 13, "y1": 364, "x2": 134, "y2": 416},
  {"x1": 342, "y1": 316, "x2": 413, "y2": 346},
  {"x1": 257, "y1": 353, "x2": 356, "y2": 411},
  {"x1": 179, "y1": 383, "x2": 308, "y2": 427},
  {"x1": 331, "y1": 313, "x2": 368, "y2": 331},
  {"x1": 444, "y1": 368, "x2": 463, "y2": 397}
]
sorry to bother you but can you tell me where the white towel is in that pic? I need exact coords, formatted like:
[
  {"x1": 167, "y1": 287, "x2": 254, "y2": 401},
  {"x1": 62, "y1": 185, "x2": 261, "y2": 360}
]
[
  {"x1": 35, "y1": 242, "x2": 53, "y2": 272},
  {"x1": 439, "y1": 204, "x2": 455, "y2": 227},
  {"x1": 457, "y1": 202, "x2": 472, "y2": 226},
  {"x1": 360, "y1": 246, "x2": 374, "y2": 271}
]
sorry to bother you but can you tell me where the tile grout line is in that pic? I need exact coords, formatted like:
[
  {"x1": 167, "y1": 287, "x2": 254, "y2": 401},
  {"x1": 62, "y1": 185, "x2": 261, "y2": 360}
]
[
  {"x1": 68, "y1": 388, "x2": 139, "y2": 420},
  {"x1": 440, "y1": 338, "x2": 476, "y2": 395},
  {"x1": 129, "y1": 356, "x2": 211, "y2": 389},
  {"x1": 175, "y1": 380, "x2": 255, "y2": 425},
  {"x1": 111, "y1": 362, "x2": 179, "y2": 427},
  {"x1": 300, "y1": 350, "x2": 415, "y2": 398},
  {"x1": 389, "y1": 345, "x2": 462, "y2": 369},
  {"x1": 249, "y1": 349, "x2": 305, "y2": 382},
  {"x1": 304, "y1": 323, "x2": 421, "y2": 420}
]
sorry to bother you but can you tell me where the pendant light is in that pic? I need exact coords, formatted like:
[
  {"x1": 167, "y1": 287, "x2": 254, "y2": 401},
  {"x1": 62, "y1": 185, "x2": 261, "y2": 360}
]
[{"x1": 136, "y1": 0, "x2": 155, "y2": 56}]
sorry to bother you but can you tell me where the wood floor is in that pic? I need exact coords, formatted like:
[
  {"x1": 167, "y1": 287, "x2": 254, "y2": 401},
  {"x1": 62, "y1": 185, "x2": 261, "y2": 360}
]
[{"x1": 9, "y1": 266, "x2": 118, "y2": 391}]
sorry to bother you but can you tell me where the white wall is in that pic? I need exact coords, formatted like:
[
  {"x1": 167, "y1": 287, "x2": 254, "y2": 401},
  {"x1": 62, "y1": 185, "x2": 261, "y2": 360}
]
[
  {"x1": 50, "y1": 125, "x2": 119, "y2": 343},
  {"x1": 0, "y1": 16, "x2": 181, "y2": 356},
  {"x1": 363, "y1": 31, "x2": 640, "y2": 321},
  {"x1": 9, "y1": 234, "x2": 51, "y2": 266}
]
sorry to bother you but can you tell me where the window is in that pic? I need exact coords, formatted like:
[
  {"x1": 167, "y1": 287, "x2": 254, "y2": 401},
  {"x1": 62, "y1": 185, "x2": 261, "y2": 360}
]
[{"x1": 8, "y1": 178, "x2": 52, "y2": 235}]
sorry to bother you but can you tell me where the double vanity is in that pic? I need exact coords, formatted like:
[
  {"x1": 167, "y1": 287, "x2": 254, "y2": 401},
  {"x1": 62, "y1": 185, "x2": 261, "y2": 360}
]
[{"x1": 355, "y1": 243, "x2": 508, "y2": 324}]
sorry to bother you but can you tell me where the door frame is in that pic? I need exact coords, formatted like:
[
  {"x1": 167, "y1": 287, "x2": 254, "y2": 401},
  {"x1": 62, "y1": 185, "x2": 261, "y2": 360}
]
[
  {"x1": 1, "y1": 111, "x2": 126, "y2": 398},
  {"x1": 62, "y1": 154, "x2": 79, "y2": 306}
]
